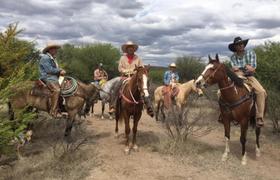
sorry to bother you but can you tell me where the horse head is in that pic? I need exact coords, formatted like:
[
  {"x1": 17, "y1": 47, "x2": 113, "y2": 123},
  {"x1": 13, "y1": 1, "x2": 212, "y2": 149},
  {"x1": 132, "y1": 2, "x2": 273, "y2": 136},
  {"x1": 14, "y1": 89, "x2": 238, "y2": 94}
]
[
  {"x1": 195, "y1": 54, "x2": 226, "y2": 89},
  {"x1": 133, "y1": 65, "x2": 154, "y2": 117}
]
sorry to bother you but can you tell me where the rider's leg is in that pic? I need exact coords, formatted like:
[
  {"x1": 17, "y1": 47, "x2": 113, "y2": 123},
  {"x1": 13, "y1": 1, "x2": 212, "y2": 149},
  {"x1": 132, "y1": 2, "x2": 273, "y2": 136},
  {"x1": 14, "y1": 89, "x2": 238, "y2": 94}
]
[
  {"x1": 247, "y1": 76, "x2": 267, "y2": 127},
  {"x1": 46, "y1": 81, "x2": 60, "y2": 117}
]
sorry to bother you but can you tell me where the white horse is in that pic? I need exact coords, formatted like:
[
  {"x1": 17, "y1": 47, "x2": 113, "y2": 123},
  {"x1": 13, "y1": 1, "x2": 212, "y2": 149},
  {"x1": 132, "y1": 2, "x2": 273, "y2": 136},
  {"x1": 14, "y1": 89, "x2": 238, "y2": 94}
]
[
  {"x1": 154, "y1": 79, "x2": 203, "y2": 121},
  {"x1": 90, "y1": 77, "x2": 122, "y2": 119}
]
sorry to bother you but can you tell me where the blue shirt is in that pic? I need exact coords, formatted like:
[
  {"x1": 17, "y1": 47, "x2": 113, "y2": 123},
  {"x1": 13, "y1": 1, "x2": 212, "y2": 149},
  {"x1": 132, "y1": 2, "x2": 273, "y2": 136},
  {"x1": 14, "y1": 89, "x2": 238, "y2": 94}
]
[
  {"x1": 230, "y1": 49, "x2": 257, "y2": 68},
  {"x1": 163, "y1": 70, "x2": 179, "y2": 85},
  {"x1": 39, "y1": 53, "x2": 61, "y2": 82}
]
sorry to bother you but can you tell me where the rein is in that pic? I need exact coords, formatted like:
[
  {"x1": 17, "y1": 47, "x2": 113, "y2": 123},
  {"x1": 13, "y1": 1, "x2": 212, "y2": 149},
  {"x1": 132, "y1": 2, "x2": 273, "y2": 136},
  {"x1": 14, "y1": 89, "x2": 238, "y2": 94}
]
[{"x1": 120, "y1": 80, "x2": 143, "y2": 105}]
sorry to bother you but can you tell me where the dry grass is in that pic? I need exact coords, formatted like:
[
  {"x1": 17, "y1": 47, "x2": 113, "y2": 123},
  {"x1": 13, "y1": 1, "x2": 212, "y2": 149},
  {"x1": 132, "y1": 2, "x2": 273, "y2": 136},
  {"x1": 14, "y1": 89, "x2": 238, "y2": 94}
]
[{"x1": 0, "y1": 112, "x2": 101, "y2": 180}]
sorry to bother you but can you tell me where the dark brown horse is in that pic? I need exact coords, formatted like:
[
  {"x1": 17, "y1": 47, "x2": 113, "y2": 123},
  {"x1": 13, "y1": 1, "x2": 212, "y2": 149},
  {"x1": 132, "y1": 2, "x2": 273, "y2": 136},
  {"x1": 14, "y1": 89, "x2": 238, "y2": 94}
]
[
  {"x1": 195, "y1": 54, "x2": 262, "y2": 165},
  {"x1": 115, "y1": 66, "x2": 154, "y2": 154},
  {"x1": 8, "y1": 79, "x2": 98, "y2": 139}
]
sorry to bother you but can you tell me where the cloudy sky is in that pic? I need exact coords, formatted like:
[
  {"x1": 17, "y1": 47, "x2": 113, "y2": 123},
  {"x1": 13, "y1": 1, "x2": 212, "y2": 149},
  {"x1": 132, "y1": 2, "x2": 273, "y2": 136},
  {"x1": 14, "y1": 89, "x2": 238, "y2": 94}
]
[{"x1": 1, "y1": 0, "x2": 280, "y2": 66}]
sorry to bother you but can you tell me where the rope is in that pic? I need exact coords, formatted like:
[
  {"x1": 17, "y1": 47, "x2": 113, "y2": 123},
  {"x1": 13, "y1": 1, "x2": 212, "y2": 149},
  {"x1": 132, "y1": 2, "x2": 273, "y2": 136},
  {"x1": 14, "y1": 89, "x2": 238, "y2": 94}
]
[{"x1": 61, "y1": 76, "x2": 78, "y2": 97}]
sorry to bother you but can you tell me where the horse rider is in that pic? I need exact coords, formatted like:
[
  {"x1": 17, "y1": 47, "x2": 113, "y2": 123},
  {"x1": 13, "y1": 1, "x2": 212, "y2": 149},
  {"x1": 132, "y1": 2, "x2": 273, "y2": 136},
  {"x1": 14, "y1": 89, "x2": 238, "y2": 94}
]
[
  {"x1": 118, "y1": 41, "x2": 143, "y2": 77},
  {"x1": 93, "y1": 63, "x2": 108, "y2": 87},
  {"x1": 228, "y1": 36, "x2": 267, "y2": 127},
  {"x1": 39, "y1": 42, "x2": 66, "y2": 117},
  {"x1": 109, "y1": 41, "x2": 144, "y2": 113},
  {"x1": 163, "y1": 63, "x2": 180, "y2": 102}
]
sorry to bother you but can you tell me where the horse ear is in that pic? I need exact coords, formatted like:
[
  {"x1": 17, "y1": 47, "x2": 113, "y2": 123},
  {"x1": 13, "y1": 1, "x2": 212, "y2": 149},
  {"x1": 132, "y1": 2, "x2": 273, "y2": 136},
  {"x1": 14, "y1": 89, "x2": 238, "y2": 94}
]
[
  {"x1": 208, "y1": 54, "x2": 212, "y2": 63},
  {"x1": 146, "y1": 64, "x2": 151, "y2": 72},
  {"x1": 216, "y1": 53, "x2": 220, "y2": 62}
]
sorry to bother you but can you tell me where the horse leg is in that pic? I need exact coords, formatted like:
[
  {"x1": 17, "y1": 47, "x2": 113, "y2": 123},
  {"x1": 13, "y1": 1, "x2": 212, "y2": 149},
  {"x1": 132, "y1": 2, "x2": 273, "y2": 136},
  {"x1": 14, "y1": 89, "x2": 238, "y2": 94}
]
[
  {"x1": 240, "y1": 119, "x2": 248, "y2": 165},
  {"x1": 132, "y1": 113, "x2": 141, "y2": 151},
  {"x1": 124, "y1": 114, "x2": 131, "y2": 154},
  {"x1": 101, "y1": 101, "x2": 105, "y2": 119},
  {"x1": 64, "y1": 110, "x2": 77, "y2": 139},
  {"x1": 155, "y1": 100, "x2": 160, "y2": 121},
  {"x1": 222, "y1": 119, "x2": 231, "y2": 161},
  {"x1": 91, "y1": 102, "x2": 94, "y2": 117},
  {"x1": 255, "y1": 127, "x2": 261, "y2": 157}
]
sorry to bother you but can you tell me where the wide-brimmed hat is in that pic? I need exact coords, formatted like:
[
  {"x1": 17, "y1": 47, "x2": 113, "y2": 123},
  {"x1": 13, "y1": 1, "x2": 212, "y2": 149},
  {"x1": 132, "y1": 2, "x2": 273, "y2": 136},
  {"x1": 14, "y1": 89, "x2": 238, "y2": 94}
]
[
  {"x1": 228, "y1": 37, "x2": 249, "y2": 52},
  {"x1": 42, "y1": 42, "x2": 61, "y2": 54},
  {"x1": 169, "y1": 63, "x2": 176, "y2": 68},
  {"x1": 121, "y1": 41, "x2": 138, "y2": 53}
]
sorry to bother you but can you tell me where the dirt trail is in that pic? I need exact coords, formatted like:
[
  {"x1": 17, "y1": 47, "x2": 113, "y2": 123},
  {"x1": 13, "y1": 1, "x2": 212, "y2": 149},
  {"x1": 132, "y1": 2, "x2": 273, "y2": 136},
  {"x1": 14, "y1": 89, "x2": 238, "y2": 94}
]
[
  {"x1": 1, "y1": 102, "x2": 279, "y2": 180},
  {"x1": 85, "y1": 103, "x2": 280, "y2": 180}
]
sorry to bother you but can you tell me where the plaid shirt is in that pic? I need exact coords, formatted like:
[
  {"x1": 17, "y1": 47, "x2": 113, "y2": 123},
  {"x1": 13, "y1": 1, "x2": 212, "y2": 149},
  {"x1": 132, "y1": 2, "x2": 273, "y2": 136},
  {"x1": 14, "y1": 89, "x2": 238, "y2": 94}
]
[{"x1": 230, "y1": 49, "x2": 257, "y2": 68}]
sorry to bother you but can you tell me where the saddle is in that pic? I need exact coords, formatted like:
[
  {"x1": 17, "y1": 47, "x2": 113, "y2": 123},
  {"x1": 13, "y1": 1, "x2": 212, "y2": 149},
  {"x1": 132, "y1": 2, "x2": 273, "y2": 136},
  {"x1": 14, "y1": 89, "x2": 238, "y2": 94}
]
[
  {"x1": 162, "y1": 85, "x2": 180, "y2": 108},
  {"x1": 30, "y1": 77, "x2": 78, "y2": 112}
]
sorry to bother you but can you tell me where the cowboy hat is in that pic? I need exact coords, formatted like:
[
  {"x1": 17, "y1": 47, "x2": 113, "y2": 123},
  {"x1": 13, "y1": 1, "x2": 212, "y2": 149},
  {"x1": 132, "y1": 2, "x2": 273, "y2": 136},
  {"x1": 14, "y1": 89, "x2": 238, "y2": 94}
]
[
  {"x1": 169, "y1": 63, "x2": 176, "y2": 68},
  {"x1": 121, "y1": 41, "x2": 138, "y2": 53},
  {"x1": 228, "y1": 37, "x2": 249, "y2": 52},
  {"x1": 42, "y1": 42, "x2": 61, "y2": 54}
]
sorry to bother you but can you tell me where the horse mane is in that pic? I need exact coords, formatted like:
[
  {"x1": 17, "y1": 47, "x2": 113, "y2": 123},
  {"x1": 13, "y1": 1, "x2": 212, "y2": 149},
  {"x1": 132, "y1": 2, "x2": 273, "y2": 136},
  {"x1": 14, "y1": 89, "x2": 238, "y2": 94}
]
[{"x1": 224, "y1": 65, "x2": 244, "y2": 87}]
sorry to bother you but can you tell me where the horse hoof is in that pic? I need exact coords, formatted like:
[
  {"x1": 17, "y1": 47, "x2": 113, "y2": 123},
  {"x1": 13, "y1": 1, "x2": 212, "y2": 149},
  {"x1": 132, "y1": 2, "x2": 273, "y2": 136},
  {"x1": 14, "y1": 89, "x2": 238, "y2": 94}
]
[
  {"x1": 114, "y1": 133, "x2": 119, "y2": 138},
  {"x1": 124, "y1": 147, "x2": 130, "y2": 155},
  {"x1": 101, "y1": 116, "x2": 104, "y2": 120},
  {"x1": 241, "y1": 159, "x2": 247, "y2": 165},
  {"x1": 132, "y1": 145, "x2": 139, "y2": 152},
  {"x1": 256, "y1": 148, "x2": 261, "y2": 157},
  {"x1": 241, "y1": 153, "x2": 247, "y2": 165},
  {"x1": 109, "y1": 116, "x2": 113, "y2": 120},
  {"x1": 221, "y1": 153, "x2": 228, "y2": 162}
]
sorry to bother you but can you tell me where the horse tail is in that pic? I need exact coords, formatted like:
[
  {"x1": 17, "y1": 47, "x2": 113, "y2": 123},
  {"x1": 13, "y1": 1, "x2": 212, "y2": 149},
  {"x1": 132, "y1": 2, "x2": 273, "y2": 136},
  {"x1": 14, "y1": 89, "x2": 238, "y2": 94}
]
[
  {"x1": 115, "y1": 97, "x2": 123, "y2": 124},
  {"x1": 8, "y1": 101, "x2": 14, "y2": 120}
]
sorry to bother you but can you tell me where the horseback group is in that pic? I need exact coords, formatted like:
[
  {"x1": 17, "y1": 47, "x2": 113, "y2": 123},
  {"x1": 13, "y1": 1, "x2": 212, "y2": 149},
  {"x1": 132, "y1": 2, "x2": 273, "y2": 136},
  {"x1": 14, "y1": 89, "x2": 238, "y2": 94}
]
[{"x1": 9, "y1": 36, "x2": 267, "y2": 163}]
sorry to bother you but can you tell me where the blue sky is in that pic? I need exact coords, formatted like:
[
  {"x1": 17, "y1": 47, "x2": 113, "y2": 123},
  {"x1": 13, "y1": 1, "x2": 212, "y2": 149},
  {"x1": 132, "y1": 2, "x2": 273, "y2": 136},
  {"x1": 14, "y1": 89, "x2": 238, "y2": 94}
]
[{"x1": 1, "y1": 0, "x2": 280, "y2": 66}]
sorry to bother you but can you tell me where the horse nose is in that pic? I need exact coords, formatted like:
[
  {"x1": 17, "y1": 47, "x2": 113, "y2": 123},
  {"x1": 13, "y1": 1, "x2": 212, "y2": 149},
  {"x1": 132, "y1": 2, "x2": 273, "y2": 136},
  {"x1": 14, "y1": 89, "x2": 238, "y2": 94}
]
[{"x1": 196, "y1": 81, "x2": 201, "y2": 88}]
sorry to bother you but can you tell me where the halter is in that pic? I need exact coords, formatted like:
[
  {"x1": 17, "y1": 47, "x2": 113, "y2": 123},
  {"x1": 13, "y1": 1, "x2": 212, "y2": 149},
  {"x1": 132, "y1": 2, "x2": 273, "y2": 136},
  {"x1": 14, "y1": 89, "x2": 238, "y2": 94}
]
[
  {"x1": 202, "y1": 63, "x2": 223, "y2": 83},
  {"x1": 120, "y1": 68, "x2": 147, "y2": 105}
]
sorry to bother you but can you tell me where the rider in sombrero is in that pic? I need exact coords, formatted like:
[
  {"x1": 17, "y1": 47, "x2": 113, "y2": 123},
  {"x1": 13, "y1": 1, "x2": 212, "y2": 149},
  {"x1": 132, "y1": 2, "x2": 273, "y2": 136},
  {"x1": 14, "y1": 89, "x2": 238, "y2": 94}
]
[
  {"x1": 229, "y1": 37, "x2": 267, "y2": 127},
  {"x1": 118, "y1": 41, "x2": 144, "y2": 76},
  {"x1": 109, "y1": 41, "x2": 144, "y2": 113},
  {"x1": 39, "y1": 42, "x2": 66, "y2": 117}
]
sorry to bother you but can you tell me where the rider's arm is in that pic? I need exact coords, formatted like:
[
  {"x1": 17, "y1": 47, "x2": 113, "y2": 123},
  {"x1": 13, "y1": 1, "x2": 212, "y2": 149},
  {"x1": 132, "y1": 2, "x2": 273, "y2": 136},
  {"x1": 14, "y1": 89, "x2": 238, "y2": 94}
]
[
  {"x1": 163, "y1": 71, "x2": 170, "y2": 85},
  {"x1": 175, "y1": 72, "x2": 179, "y2": 82},
  {"x1": 245, "y1": 50, "x2": 256, "y2": 72},
  {"x1": 118, "y1": 56, "x2": 126, "y2": 74},
  {"x1": 40, "y1": 55, "x2": 61, "y2": 75},
  {"x1": 94, "y1": 69, "x2": 101, "y2": 80},
  {"x1": 230, "y1": 55, "x2": 240, "y2": 71}
]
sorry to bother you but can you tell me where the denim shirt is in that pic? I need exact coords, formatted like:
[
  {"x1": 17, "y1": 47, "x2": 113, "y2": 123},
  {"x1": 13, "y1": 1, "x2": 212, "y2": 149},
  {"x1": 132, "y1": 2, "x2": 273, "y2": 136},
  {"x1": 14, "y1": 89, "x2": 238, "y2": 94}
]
[
  {"x1": 39, "y1": 53, "x2": 61, "y2": 82},
  {"x1": 163, "y1": 70, "x2": 179, "y2": 85}
]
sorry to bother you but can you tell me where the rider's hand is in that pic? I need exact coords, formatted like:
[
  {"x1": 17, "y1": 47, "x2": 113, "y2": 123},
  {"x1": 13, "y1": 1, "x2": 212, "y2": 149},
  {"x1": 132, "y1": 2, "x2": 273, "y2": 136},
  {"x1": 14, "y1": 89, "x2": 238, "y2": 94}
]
[
  {"x1": 245, "y1": 65, "x2": 255, "y2": 73},
  {"x1": 60, "y1": 70, "x2": 66, "y2": 76},
  {"x1": 232, "y1": 66, "x2": 239, "y2": 72}
]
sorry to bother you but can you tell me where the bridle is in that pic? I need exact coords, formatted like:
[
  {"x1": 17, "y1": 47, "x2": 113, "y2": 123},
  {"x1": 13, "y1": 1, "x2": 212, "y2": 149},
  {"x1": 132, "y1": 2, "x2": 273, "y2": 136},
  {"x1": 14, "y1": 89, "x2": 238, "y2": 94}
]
[{"x1": 202, "y1": 63, "x2": 236, "y2": 92}]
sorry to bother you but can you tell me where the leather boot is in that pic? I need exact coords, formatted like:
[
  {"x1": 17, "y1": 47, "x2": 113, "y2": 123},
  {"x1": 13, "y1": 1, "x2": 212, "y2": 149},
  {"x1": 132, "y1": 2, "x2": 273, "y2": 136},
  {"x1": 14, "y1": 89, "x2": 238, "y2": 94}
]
[{"x1": 256, "y1": 118, "x2": 264, "y2": 127}]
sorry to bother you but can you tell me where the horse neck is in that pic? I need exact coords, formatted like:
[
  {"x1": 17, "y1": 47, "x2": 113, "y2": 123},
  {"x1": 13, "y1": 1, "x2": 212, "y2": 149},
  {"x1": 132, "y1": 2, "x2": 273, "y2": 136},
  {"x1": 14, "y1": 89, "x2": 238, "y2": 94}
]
[
  {"x1": 79, "y1": 82, "x2": 95, "y2": 96},
  {"x1": 128, "y1": 73, "x2": 141, "y2": 98},
  {"x1": 181, "y1": 80, "x2": 194, "y2": 95},
  {"x1": 218, "y1": 72, "x2": 240, "y2": 102}
]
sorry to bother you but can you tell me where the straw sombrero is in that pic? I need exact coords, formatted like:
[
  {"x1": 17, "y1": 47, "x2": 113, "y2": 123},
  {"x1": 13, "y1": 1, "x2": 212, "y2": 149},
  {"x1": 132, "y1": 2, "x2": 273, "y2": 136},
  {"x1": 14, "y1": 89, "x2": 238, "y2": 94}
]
[
  {"x1": 121, "y1": 41, "x2": 138, "y2": 53},
  {"x1": 42, "y1": 42, "x2": 61, "y2": 54},
  {"x1": 169, "y1": 63, "x2": 176, "y2": 68}
]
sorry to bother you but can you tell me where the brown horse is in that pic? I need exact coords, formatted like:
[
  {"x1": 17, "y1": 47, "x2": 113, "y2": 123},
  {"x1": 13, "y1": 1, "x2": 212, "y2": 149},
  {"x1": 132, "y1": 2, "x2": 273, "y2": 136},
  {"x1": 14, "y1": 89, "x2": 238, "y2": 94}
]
[
  {"x1": 154, "y1": 80, "x2": 203, "y2": 121},
  {"x1": 8, "y1": 79, "x2": 98, "y2": 139},
  {"x1": 195, "y1": 54, "x2": 262, "y2": 165},
  {"x1": 115, "y1": 66, "x2": 154, "y2": 154}
]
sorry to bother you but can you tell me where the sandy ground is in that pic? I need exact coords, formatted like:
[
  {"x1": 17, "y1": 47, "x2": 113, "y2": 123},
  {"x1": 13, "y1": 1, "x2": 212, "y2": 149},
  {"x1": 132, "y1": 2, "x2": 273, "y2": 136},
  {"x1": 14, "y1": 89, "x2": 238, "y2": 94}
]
[
  {"x1": 85, "y1": 102, "x2": 280, "y2": 180},
  {"x1": 1, "y1": 101, "x2": 280, "y2": 180}
]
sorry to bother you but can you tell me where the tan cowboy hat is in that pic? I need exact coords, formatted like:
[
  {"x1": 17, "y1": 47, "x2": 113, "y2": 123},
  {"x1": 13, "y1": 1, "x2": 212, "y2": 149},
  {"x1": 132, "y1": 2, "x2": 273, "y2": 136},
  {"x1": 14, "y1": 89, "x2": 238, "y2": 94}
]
[
  {"x1": 169, "y1": 63, "x2": 176, "y2": 68},
  {"x1": 42, "y1": 42, "x2": 61, "y2": 54},
  {"x1": 228, "y1": 37, "x2": 249, "y2": 52},
  {"x1": 121, "y1": 41, "x2": 138, "y2": 53}
]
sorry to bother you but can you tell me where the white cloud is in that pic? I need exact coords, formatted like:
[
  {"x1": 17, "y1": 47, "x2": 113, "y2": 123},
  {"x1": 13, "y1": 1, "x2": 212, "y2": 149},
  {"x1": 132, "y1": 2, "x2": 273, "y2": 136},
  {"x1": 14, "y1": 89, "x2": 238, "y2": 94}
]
[{"x1": 0, "y1": 0, "x2": 280, "y2": 66}]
